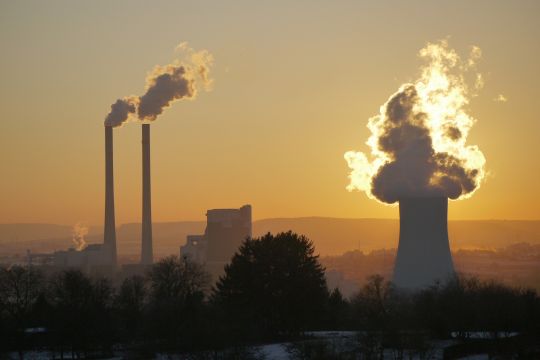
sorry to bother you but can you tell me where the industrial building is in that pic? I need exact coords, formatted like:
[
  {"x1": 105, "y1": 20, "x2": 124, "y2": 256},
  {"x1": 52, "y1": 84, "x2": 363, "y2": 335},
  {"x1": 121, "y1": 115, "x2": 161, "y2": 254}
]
[
  {"x1": 53, "y1": 244, "x2": 111, "y2": 269},
  {"x1": 181, "y1": 205, "x2": 252, "y2": 279},
  {"x1": 32, "y1": 123, "x2": 252, "y2": 280},
  {"x1": 38, "y1": 124, "x2": 155, "y2": 275},
  {"x1": 180, "y1": 235, "x2": 207, "y2": 263}
]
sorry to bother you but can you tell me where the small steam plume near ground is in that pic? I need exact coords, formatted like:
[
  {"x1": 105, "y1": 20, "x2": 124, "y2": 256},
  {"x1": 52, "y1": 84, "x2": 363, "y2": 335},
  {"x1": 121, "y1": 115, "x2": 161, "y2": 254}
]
[
  {"x1": 72, "y1": 222, "x2": 89, "y2": 251},
  {"x1": 345, "y1": 40, "x2": 486, "y2": 204},
  {"x1": 104, "y1": 43, "x2": 214, "y2": 127}
]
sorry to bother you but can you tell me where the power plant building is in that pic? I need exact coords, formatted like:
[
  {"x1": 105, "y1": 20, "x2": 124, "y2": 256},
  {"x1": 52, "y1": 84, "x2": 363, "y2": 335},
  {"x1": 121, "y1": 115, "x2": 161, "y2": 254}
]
[
  {"x1": 181, "y1": 235, "x2": 207, "y2": 263},
  {"x1": 53, "y1": 244, "x2": 111, "y2": 269},
  {"x1": 48, "y1": 123, "x2": 250, "y2": 278},
  {"x1": 35, "y1": 124, "x2": 157, "y2": 275},
  {"x1": 181, "y1": 205, "x2": 252, "y2": 279}
]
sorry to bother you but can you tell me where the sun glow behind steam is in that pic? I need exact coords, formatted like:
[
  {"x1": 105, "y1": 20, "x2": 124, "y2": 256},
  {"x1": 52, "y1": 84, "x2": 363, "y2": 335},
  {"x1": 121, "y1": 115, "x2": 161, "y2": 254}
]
[{"x1": 345, "y1": 40, "x2": 486, "y2": 204}]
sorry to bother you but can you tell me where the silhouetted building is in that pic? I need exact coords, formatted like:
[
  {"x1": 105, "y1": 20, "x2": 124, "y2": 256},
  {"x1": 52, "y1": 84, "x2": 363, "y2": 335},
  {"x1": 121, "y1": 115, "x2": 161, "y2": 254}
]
[
  {"x1": 26, "y1": 250, "x2": 54, "y2": 266},
  {"x1": 181, "y1": 205, "x2": 252, "y2": 279},
  {"x1": 180, "y1": 235, "x2": 207, "y2": 263},
  {"x1": 393, "y1": 197, "x2": 455, "y2": 288},
  {"x1": 53, "y1": 244, "x2": 111, "y2": 269},
  {"x1": 206, "y1": 205, "x2": 252, "y2": 262}
]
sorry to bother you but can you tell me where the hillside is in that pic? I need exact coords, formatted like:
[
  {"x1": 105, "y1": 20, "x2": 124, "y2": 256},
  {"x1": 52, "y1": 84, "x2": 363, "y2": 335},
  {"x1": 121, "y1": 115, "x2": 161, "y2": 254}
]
[{"x1": 2, "y1": 219, "x2": 540, "y2": 259}]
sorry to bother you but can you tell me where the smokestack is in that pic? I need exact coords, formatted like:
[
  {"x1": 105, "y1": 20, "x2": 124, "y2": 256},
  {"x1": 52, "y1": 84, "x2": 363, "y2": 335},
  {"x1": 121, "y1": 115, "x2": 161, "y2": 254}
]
[
  {"x1": 104, "y1": 126, "x2": 117, "y2": 266},
  {"x1": 141, "y1": 124, "x2": 153, "y2": 265},
  {"x1": 393, "y1": 197, "x2": 454, "y2": 288}
]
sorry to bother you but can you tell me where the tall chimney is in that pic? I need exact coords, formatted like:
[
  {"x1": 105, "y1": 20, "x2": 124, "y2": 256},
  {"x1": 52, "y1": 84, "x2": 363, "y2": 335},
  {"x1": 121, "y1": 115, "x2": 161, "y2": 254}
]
[
  {"x1": 393, "y1": 197, "x2": 454, "y2": 288},
  {"x1": 141, "y1": 124, "x2": 153, "y2": 265},
  {"x1": 104, "y1": 125, "x2": 117, "y2": 266}
]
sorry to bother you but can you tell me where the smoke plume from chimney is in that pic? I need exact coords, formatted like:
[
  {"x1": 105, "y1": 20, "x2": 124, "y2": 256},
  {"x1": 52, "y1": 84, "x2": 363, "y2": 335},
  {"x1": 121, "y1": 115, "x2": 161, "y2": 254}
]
[
  {"x1": 72, "y1": 222, "x2": 88, "y2": 251},
  {"x1": 104, "y1": 42, "x2": 213, "y2": 127},
  {"x1": 345, "y1": 40, "x2": 486, "y2": 204},
  {"x1": 104, "y1": 96, "x2": 139, "y2": 128}
]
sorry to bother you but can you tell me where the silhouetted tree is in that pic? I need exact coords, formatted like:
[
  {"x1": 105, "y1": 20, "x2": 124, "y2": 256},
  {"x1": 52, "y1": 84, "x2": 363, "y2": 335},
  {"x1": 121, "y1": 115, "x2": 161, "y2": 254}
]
[
  {"x1": 324, "y1": 288, "x2": 351, "y2": 330},
  {"x1": 47, "y1": 270, "x2": 115, "y2": 357},
  {"x1": 415, "y1": 275, "x2": 540, "y2": 339},
  {"x1": 146, "y1": 255, "x2": 211, "y2": 351},
  {"x1": 0, "y1": 266, "x2": 44, "y2": 357},
  {"x1": 1, "y1": 257, "x2": 538, "y2": 357},
  {"x1": 351, "y1": 275, "x2": 396, "y2": 331},
  {"x1": 114, "y1": 275, "x2": 147, "y2": 343},
  {"x1": 213, "y1": 231, "x2": 329, "y2": 340},
  {"x1": 0, "y1": 266, "x2": 44, "y2": 327}
]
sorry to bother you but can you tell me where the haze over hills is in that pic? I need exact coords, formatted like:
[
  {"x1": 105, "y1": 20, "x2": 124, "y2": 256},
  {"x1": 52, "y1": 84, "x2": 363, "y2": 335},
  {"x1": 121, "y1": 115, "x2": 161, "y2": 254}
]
[{"x1": 2, "y1": 218, "x2": 540, "y2": 259}]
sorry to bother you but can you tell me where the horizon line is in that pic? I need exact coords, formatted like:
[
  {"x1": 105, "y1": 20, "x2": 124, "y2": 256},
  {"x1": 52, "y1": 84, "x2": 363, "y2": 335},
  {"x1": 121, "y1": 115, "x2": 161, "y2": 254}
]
[{"x1": 2, "y1": 216, "x2": 540, "y2": 228}]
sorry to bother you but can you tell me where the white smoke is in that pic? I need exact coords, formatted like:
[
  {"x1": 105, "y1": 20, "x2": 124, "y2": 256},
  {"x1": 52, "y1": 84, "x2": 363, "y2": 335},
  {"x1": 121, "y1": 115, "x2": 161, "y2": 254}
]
[
  {"x1": 104, "y1": 43, "x2": 214, "y2": 127},
  {"x1": 345, "y1": 40, "x2": 486, "y2": 204},
  {"x1": 72, "y1": 222, "x2": 89, "y2": 251}
]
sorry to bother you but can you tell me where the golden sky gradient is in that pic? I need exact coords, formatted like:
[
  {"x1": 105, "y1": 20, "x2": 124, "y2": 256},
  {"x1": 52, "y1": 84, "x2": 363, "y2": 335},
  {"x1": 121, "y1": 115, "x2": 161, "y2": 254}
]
[{"x1": 1, "y1": 0, "x2": 539, "y2": 225}]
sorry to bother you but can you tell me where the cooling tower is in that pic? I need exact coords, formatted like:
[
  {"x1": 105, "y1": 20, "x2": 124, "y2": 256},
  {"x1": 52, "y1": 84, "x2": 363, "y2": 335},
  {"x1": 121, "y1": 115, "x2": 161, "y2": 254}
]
[
  {"x1": 393, "y1": 197, "x2": 454, "y2": 289},
  {"x1": 141, "y1": 124, "x2": 153, "y2": 265},
  {"x1": 103, "y1": 126, "x2": 117, "y2": 266}
]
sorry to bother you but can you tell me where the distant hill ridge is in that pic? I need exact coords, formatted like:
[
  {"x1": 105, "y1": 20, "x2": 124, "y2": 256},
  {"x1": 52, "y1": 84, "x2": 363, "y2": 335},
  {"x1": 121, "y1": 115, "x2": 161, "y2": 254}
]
[{"x1": 1, "y1": 218, "x2": 539, "y2": 257}]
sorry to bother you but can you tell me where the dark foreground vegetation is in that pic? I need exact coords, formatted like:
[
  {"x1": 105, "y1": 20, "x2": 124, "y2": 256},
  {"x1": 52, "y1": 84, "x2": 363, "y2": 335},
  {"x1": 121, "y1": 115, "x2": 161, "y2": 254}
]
[{"x1": 1, "y1": 231, "x2": 539, "y2": 359}]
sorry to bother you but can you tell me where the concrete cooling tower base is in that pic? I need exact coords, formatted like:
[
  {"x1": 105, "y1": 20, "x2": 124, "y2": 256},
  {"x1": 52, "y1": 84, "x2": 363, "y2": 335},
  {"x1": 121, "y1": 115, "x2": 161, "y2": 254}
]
[{"x1": 393, "y1": 197, "x2": 454, "y2": 289}]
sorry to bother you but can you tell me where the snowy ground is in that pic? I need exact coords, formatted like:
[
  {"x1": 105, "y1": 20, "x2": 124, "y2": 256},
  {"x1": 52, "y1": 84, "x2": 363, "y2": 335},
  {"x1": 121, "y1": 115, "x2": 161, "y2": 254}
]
[
  {"x1": 255, "y1": 331, "x2": 454, "y2": 360},
  {"x1": 5, "y1": 331, "x2": 504, "y2": 359}
]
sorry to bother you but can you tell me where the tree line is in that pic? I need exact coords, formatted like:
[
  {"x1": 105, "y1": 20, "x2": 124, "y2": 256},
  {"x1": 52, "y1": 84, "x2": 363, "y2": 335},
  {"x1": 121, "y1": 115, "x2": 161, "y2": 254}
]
[{"x1": 0, "y1": 231, "x2": 539, "y2": 358}]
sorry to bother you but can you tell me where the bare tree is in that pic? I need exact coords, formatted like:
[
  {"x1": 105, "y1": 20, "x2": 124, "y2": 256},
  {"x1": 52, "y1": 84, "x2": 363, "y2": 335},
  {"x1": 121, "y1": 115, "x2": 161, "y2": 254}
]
[
  {"x1": 0, "y1": 265, "x2": 44, "y2": 328},
  {"x1": 0, "y1": 265, "x2": 44, "y2": 358}
]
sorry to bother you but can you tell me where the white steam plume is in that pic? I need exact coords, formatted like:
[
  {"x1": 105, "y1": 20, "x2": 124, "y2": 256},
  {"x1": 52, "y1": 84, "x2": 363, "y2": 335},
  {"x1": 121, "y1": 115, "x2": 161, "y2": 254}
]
[
  {"x1": 345, "y1": 40, "x2": 486, "y2": 204},
  {"x1": 72, "y1": 222, "x2": 89, "y2": 251}
]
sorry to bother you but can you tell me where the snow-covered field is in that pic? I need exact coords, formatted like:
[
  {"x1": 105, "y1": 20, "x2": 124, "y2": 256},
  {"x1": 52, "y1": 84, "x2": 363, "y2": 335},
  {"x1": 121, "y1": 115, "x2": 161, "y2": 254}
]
[{"x1": 5, "y1": 331, "x2": 503, "y2": 360}]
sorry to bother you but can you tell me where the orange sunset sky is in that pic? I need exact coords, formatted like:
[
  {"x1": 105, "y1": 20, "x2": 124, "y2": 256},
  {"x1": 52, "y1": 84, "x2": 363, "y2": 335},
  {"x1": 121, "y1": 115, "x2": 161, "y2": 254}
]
[{"x1": 1, "y1": 0, "x2": 539, "y2": 225}]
